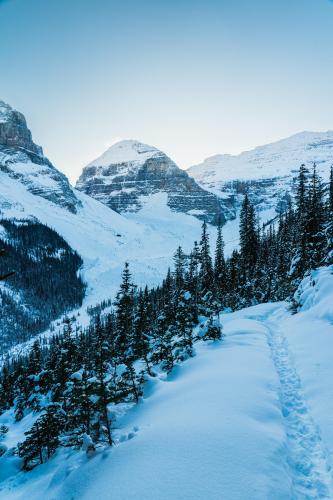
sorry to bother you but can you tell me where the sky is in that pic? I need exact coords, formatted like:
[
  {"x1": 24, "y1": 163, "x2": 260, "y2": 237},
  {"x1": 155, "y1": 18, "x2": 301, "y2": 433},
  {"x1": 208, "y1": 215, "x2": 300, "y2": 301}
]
[{"x1": 0, "y1": 0, "x2": 333, "y2": 183}]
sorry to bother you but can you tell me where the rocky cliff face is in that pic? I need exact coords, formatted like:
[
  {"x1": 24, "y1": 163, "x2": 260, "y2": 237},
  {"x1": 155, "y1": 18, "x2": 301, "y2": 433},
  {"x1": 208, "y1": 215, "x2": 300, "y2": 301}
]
[
  {"x1": 0, "y1": 100, "x2": 42, "y2": 156},
  {"x1": 76, "y1": 140, "x2": 234, "y2": 224},
  {"x1": 0, "y1": 100, "x2": 80, "y2": 213}
]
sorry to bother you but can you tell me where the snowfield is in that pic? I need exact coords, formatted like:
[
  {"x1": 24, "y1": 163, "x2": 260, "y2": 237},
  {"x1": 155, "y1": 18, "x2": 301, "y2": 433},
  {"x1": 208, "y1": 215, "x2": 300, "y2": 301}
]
[
  {"x1": 1, "y1": 266, "x2": 333, "y2": 499},
  {"x1": 189, "y1": 131, "x2": 333, "y2": 185}
]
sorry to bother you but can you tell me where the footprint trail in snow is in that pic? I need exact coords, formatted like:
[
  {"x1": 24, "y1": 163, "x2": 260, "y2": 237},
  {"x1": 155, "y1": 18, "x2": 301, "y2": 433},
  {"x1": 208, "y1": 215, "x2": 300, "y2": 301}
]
[{"x1": 266, "y1": 321, "x2": 333, "y2": 499}]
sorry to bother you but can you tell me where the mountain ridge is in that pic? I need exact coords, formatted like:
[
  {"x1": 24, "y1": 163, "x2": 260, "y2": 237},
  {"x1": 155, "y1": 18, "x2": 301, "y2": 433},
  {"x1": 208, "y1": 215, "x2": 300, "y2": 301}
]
[{"x1": 188, "y1": 130, "x2": 333, "y2": 215}]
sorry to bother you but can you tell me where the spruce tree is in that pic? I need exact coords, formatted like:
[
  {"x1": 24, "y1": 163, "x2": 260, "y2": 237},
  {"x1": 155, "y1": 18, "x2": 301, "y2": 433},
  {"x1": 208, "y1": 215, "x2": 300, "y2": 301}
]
[
  {"x1": 186, "y1": 242, "x2": 201, "y2": 313},
  {"x1": 198, "y1": 221, "x2": 214, "y2": 313},
  {"x1": 134, "y1": 287, "x2": 153, "y2": 375},
  {"x1": 114, "y1": 262, "x2": 135, "y2": 357},
  {"x1": 172, "y1": 290, "x2": 195, "y2": 361},
  {"x1": 290, "y1": 164, "x2": 310, "y2": 281},
  {"x1": 214, "y1": 222, "x2": 226, "y2": 310},
  {"x1": 307, "y1": 163, "x2": 326, "y2": 268},
  {"x1": 203, "y1": 315, "x2": 222, "y2": 341},
  {"x1": 239, "y1": 194, "x2": 258, "y2": 303},
  {"x1": 18, "y1": 403, "x2": 65, "y2": 469},
  {"x1": 325, "y1": 165, "x2": 333, "y2": 264},
  {"x1": 90, "y1": 314, "x2": 114, "y2": 445}
]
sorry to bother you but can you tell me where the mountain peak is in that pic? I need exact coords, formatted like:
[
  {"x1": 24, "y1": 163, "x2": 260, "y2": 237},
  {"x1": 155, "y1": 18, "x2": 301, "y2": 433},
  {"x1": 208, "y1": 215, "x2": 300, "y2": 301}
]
[
  {"x1": 0, "y1": 100, "x2": 13, "y2": 123},
  {"x1": 0, "y1": 99, "x2": 43, "y2": 156},
  {"x1": 0, "y1": 100, "x2": 80, "y2": 213},
  {"x1": 77, "y1": 141, "x2": 231, "y2": 224},
  {"x1": 87, "y1": 139, "x2": 164, "y2": 168}
]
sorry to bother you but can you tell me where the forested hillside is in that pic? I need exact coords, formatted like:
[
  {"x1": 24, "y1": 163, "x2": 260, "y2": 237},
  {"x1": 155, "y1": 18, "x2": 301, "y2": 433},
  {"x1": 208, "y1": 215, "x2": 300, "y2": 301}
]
[
  {"x1": 0, "y1": 220, "x2": 86, "y2": 352},
  {"x1": 0, "y1": 162, "x2": 332, "y2": 475}
]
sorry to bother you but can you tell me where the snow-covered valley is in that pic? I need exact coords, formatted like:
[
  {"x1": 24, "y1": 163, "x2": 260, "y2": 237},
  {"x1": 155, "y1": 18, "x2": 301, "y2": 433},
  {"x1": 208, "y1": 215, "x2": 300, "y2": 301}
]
[
  {"x1": 1, "y1": 98, "x2": 333, "y2": 499},
  {"x1": 1, "y1": 267, "x2": 333, "y2": 499}
]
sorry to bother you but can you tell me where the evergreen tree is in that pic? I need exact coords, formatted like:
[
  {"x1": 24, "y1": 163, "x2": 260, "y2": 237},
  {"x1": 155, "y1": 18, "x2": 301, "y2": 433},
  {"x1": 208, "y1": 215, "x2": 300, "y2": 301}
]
[
  {"x1": 90, "y1": 315, "x2": 114, "y2": 445},
  {"x1": 66, "y1": 367, "x2": 94, "y2": 445},
  {"x1": 203, "y1": 315, "x2": 222, "y2": 341},
  {"x1": 114, "y1": 262, "x2": 135, "y2": 357},
  {"x1": 173, "y1": 246, "x2": 186, "y2": 291},
  {"x1": 199, "y1": 221, "x2": 213, "y2": 293},
  {"x1": 186, "y1": 241, "x2": 201, "y2": 314},
  {"x1": 134, "y1": 287, "x2": 153, "y2": 375},
  {"x1": 325, "y1": 165, "x2": 333, "y2": 264},
  {"x1": 214, "y1": 222, "x2": 226, "y2": 310},
  {"x1": 172, "y1": 290, "x2": 195, "y2": 361},
  {"x1": 151, "y1": 270, "x2": 175, "y2": 372},
  {"x1": 18, "y1": 403, "x2": 65, "y2": 470},
  {"x1": 307, "y1": 163, "x2": 326, "y2": 268},
  {"x1": 239, "y1": 194, "x2": 258, "y2": 279}
]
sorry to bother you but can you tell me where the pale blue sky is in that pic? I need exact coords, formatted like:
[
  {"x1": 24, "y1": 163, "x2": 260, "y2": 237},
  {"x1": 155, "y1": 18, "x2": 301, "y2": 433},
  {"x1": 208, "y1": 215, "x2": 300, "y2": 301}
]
[{"x1": 0, "y1": 0, "x2": 333, "y2": 182}]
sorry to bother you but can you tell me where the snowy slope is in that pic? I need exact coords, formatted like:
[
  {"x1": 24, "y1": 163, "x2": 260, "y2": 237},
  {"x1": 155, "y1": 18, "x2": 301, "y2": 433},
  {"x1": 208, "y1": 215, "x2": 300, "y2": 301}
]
[
  {"x1": 86, "y1": 139, "x2": 163, "y2": 168},
  {"x1": 188, "y1": 131, "x2": 333, "y2": 218},
  {"x1": 0, "y1": 171, "x2": 206, "y2": 306},
  {"x1": 0, "y1": 304, "x2": 290, "y2": 500},
  {"x1": 189, "y1": 131, "x2": 333, "y2": 185},
  {"x1": 2, "y1": 267, "x2": 333, "y2": 498}
]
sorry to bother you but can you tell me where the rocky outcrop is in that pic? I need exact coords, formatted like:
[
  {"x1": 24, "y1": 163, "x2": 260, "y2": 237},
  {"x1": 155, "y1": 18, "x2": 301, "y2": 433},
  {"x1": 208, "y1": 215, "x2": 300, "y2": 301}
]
[
  {"x1": 0, "y1": 100, "x2": 80, "y2": 213},
  {"x1": 0, "y1": 100, "x2": 42, "y2": 155},
  {"x1": 76, "y1": 140, "x2": 234, "y2": 224}
]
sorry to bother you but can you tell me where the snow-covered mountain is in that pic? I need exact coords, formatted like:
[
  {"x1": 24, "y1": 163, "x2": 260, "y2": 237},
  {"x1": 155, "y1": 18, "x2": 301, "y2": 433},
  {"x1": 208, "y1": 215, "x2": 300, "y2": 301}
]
[
  {"x1": 0, "y1": 102, "x2": 218, "y2": 330},
  {"x1": 0, "y1": 101, "x2": 80, "y2": 213},
  {"x1": 76, "y1": 140, "x2": 234, "y2": 224},
  {"x1": 189, "y1": 131, "x2": 333, "y2": 214}
]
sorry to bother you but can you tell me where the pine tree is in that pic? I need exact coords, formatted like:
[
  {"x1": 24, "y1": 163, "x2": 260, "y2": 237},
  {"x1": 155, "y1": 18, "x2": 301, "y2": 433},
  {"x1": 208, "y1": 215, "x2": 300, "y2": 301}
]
[
  {"x1": 133, "y1": 287, "x2": 153, "y2": 375},
  {"x1": 203, "y1": 315, "x2": 222, "y2": 341},
  {"x1": 296, "y1": 163, "x2": 309, "y2": 217},
  {"x1": 151, "y1": 271, "x2": 175, "y2": 372},
  {"x1": 186, "y1": 242, "x2": 201, "y2": 314},
  {"x1": 26, "y1": 340, "x2": 43, "y2": 412},
  {"x1": 52, "y1": 320, "x2": 79, "y2": 412},
  {"x1": 290, "y1": 164, "x2": 310, "y2": 281},
  {"x1": 325, "y1": 165, "x2": 333, "y2": 264},
  {"x1": 90, "y1": 315, "x2": 114, "y2": 445},
  {"x1": 172, "y1": 290, "x2": 195, "y2": 361},
  {"x1": 214, "y1": 222, "x2": 226, "y2": 311},
  {"x1": 198, "y1": 221, "x2": 214, "y2": 314},
  {"x1": 65, "y1": 367, "x2": 94, "y2": 445},
  {"x1": 114, "y1": 262, "x2": 135, "y2": 357},
  {"x1": 173, "y1": 246, "x2": 186, "y2": 292},
  {"x1": 307, "y1": 163, "x2": 326, "y2": 268},
  {"x1": 0, "y1": 363, "x2": 14, "y2": 411},
  {"x1": 225, "y1": 250, "x2": 241, "y2": 310},
  {"x1": 239, "y1": 194, "x2": 258, "y2": 279},
  {"x1": 18, "y1": 403, "x2": 65, "y2": 469}
]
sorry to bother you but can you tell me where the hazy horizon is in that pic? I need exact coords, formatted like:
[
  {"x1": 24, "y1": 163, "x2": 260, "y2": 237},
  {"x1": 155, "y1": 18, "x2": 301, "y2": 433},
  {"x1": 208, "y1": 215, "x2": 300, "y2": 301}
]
[{"x1": 1, "y1": 0, "x2": 333, "y2": 183}]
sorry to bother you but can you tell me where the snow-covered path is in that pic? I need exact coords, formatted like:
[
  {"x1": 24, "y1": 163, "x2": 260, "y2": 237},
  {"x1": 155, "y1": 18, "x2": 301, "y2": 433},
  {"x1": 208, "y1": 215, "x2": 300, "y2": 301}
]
[
  {"x1": 266, "y1": 319, "x2": 333, "y2": 499},
  {"x1": 2, "y1": 277, "x2": 333, "y2": 500}
]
